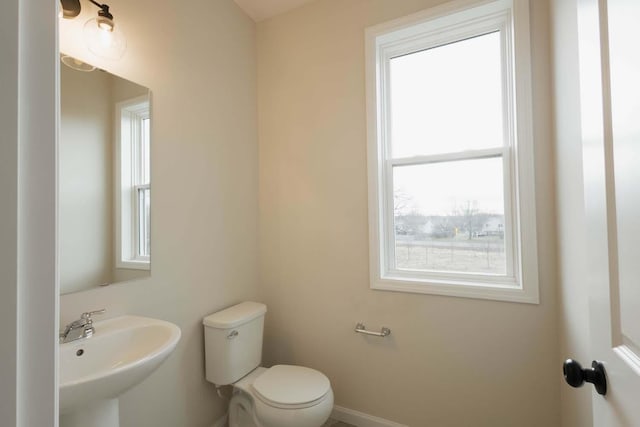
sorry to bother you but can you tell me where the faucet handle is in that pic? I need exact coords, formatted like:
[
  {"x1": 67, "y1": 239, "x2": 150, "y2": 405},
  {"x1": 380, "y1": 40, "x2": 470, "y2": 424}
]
[{"x1": 81, "y1": 309, "x2": 106, "y2": 321}]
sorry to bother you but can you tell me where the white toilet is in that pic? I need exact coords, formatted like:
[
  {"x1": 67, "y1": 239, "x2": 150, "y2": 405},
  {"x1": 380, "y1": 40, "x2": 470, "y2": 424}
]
[{"x1": 203, "y1": 302, "x2": 334, "y2": 427}]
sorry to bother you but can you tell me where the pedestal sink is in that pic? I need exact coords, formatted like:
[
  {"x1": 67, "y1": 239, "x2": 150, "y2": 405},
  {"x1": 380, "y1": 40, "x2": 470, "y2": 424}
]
[{"x1": 59, "y1": 315, "x2": 181, "y2": 427}]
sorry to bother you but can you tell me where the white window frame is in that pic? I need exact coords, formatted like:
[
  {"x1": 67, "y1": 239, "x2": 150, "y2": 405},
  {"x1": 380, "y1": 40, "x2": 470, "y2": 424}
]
[
  {"x1": 366, "y1": 0, "x2": 539, "y2": 303},
  {"x1": 115, "y1": 95, "x2": 151, "y2": 270}
]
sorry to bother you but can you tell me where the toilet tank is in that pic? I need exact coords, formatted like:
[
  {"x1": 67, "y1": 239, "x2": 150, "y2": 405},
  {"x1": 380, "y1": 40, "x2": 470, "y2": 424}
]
[{"x1": 203, "y1": 301, "x2": 267, "y2": 385}]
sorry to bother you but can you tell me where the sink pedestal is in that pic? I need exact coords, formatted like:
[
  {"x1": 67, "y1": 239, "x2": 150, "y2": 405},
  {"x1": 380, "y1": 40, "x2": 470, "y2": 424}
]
[{"x1": 60, "y1": 398, "x2": 119, "y2": 427}]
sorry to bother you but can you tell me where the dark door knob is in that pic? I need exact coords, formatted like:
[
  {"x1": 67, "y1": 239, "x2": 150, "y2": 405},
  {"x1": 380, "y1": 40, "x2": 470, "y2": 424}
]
[{"x1": 563, "y1": 359, "x2": 607, "y2": 396}]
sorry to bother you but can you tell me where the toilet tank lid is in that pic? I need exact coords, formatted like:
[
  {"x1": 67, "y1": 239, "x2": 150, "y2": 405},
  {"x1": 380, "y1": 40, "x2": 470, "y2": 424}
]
[{"x1": 203, "y1": 302, "x2": 267, "y2": 329}]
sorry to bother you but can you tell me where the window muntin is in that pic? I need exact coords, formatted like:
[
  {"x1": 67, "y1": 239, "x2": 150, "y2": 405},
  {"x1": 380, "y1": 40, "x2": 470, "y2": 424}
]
[{"x1": 367, "y1": 0, "x2": 538, "y2": 303}]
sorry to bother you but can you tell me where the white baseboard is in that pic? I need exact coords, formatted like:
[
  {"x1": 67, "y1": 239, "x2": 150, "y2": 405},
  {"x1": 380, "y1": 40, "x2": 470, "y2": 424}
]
[
  {"x1": 212, "y1": 412, "x2": 228, "y2": 427},
  {"x1": 214, "y1": 406, "x2": 405, "y2": 427},
  {"x1": 331, "y1": 405, "x2": 408, "y2": 427}
]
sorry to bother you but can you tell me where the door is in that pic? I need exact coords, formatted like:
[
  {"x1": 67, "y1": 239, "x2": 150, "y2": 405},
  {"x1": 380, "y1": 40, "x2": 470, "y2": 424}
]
[{"x1": 576, "y1": 0, "x2": 640, "y2": 424}]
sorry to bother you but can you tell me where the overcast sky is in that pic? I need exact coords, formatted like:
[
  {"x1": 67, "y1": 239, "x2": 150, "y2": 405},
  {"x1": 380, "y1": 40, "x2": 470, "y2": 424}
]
[{"x1": 390, "y1": 31, "x2": 506, "y2": 216}]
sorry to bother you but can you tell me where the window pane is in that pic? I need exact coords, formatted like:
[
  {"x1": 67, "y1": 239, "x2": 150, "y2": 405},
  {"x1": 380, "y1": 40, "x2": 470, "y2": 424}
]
[
  {"x1": 142, "y1": 117, "x2": 151, "y2": 185},
  {"x1": 393, "y1": 157, "x2": 506, "y2": 275},
  {"x1": 389, "y1": 32, "x2": 504, "y2": 158},
  {"x1": 137, "y1": 187, "x2": 151, "y2": 257}
]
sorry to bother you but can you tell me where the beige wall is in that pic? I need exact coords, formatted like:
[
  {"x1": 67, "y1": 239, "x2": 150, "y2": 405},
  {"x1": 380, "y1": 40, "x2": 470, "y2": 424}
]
[
  {"x1": 549, "y1": 0, "x2": 593, "y2": 425},
  {"x1": 257, "y1": 1, "x2": 559, "y2": 426},
  {"x1": 111, "y1": 74, "x2": 149, "y2": 103},
  {"x1": 59, "y1": 0, "x2": 258, "y2": 426}
]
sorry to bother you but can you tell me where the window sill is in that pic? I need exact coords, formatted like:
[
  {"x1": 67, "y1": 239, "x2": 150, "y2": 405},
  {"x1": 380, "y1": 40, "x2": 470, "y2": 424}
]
[
  {"x1": 117, "y1": 260, "x2": 150, "y2": 271},
  {"x1": 371, "y1": 275, "x2": 539, "y2": 304}
]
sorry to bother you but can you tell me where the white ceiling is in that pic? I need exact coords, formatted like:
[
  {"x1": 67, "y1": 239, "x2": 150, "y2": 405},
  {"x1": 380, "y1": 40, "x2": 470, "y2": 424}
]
[{"x1": 234, "y1": 0, "x2": 317, "y2": 22}]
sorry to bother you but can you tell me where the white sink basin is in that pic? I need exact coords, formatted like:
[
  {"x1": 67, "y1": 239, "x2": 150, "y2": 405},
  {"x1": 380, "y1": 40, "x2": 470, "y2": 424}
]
[{"x1": 59, "y1": 315, "x2": 181, "y2": 418}]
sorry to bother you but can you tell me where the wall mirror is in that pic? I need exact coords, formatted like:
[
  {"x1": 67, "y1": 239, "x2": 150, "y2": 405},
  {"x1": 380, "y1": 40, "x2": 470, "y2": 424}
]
[{"x1": 60, "y1": 54, "x2": 151, "y2": 294}]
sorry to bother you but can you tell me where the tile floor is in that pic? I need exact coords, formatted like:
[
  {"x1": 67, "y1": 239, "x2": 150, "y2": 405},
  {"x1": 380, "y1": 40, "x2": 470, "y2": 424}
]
[{"x1": 322, "y1": 419, "x2": 356, "y2": 427}]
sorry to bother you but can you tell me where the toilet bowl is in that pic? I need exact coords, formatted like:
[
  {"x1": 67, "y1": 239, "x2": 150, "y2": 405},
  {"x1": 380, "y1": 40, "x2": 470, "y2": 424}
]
[
  {"x1": 229, "y1": 366, "x2": 334, "y2": 427},
  {"x1": 203, "y1": 302, "x2": 334, "y2": 427}
]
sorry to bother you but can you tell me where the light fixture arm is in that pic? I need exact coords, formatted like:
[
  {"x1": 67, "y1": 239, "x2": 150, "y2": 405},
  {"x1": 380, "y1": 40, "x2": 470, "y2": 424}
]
[
  {"x1": 87, "y1": 0, "x2": 114, "y2": 22},
  {"x1": 60, "y1": 0, "x2": 114, "y2": 22},
  {"x1": 88, "y1": 0, "x2": 108, "y2": 13}
]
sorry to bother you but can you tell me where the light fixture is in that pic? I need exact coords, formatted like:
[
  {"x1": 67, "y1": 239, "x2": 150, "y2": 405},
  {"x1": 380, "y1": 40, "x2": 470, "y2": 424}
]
[
  {"x1": 60, "y1": 54, "x2": 97, "y2": 72},
  {"x1": 60, "y1": 0, "x2": 81, "y2": 18},
  {"x1": 59, "y1": 0, "x2": 126, "y2": 60}
]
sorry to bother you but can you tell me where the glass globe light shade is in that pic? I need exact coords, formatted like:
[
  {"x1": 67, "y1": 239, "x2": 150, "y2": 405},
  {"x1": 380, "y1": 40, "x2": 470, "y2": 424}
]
[
  {"x1": 60, "y1": 54, "x2": 96, "y2": 72},
  {"x1": 83, "y1": 17, "x2": 126, "y2": 60}
]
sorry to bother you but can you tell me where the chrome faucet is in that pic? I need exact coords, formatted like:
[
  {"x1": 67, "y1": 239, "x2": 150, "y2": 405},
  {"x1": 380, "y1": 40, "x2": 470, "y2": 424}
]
[{"x1": 59, "y1": 309, "x2": 106, "y2": 343}]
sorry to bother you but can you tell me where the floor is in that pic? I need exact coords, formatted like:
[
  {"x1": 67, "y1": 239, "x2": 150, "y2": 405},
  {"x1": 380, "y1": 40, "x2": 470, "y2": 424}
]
[{"x1": 322, "y1": 420, "x2": 356, "y2": 427}]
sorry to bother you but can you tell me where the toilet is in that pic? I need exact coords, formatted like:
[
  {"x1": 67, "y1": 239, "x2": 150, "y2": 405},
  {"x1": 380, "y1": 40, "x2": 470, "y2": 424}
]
[{"x1": 203, "y1": 302, "x2": 334, "y2": 427}]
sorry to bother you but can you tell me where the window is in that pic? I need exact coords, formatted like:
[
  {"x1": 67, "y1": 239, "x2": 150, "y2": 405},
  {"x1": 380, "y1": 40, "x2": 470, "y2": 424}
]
[
  {"x1": 116, "y1": 96, "x2": 151, "y2": 270},
  {"x1": 366, "y1": 0, "x2": 538, "y2": 303}
]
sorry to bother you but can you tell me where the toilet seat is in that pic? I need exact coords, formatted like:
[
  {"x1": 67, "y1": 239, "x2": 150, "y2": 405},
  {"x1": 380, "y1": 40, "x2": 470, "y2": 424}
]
[{"x1": 252, "y1": 365, "x2": 331, "y2": 409}]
